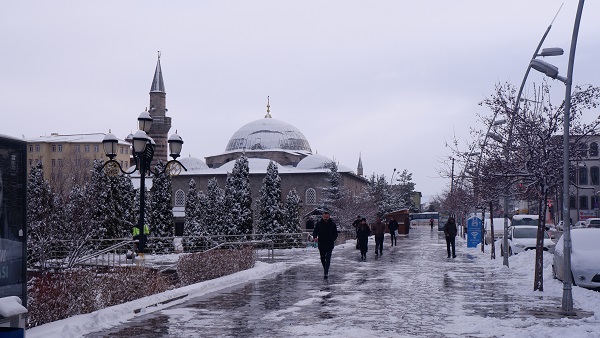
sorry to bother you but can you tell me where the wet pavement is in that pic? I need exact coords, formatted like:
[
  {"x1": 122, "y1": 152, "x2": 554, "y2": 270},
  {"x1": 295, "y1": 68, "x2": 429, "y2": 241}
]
[{"x1": 85, "y1": 227, "x2": 577, "y2": 337}]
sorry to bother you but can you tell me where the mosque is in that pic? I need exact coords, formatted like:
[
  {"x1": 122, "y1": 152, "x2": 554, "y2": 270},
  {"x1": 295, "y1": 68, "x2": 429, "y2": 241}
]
[{"x1": 140, "y1": 55, "x2": 368, "y2": 234}]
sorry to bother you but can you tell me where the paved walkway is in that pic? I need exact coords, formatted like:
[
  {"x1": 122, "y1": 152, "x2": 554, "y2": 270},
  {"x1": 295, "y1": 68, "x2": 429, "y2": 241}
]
[{"x1": 84, "y1": 227, "x2": 592, "y2": 338}]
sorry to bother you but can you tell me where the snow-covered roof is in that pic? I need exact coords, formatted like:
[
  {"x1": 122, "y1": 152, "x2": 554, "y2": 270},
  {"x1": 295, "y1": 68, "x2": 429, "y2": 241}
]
[
  {"x1": 26, "y1": 133, "x2": 129, "y2": 145},
  {"x1": 178, "y1": 156, "x2": 209, "y2": 172},
  {"x1": 296, "y1": 154, "x2": 354, "y2": 173},
  {"x1": 225, "y1": 118, "x2": 312, "y2": 152},
  {"x1": 219, "y1": 158, "x2": 280, "y2": 174}
]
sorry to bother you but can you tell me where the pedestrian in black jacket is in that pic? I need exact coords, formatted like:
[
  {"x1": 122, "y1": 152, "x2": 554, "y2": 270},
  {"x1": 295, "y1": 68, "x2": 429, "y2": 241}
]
[
  {"x1": 312, "y1": 210, "x2": 338, "y2": 279},
  {"x1": 444, "y1": 217, "x2": 458, "y2": 258},
  {"x1": 357, "y1": 218, "x2": 370, "y2": 261},
  {"x1": 388, "y1": 216, "x2": 398, "y2": 246}
]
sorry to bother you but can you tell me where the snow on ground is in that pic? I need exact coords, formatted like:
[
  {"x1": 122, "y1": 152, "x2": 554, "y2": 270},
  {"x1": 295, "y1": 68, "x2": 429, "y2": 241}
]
[{"x1": 26, "y1": 239, "x2": 600, "y2": 338}]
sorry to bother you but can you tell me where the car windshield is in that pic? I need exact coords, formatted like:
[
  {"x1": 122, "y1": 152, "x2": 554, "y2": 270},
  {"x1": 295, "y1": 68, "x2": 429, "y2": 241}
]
[
  {"x1": 513, "y1": 217, "x2": 537, "y2": 226},
  {"x1": 513, "y1": 227, "x2": 549, "y2": 238}
]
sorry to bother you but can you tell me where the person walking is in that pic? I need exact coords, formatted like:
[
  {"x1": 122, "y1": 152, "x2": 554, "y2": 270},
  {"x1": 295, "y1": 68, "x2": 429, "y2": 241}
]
[
  {"x1": 357, "y1": 218, "x2": 370, "y2": 261},
  {"x1": 352, "y1": 215, "x2": 361, "y2": 238},
  {"x1": 312, "y1": 210, "x2": 338, "y2": 279},
  {"x1": 388, "y1": 216, "x2": 398, "y2": 246},
  {"x1": 444, "y1": 217, "x2": 458, "y2": 258},
  {"x1": 430, "y1": 218, "x2": 435, "y2": 230},
  {"x1": 371, "y1": 216, "x2": 386, "y2": 256}
]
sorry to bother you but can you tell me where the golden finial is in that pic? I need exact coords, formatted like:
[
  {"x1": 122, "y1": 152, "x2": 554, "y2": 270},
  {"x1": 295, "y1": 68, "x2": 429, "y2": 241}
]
[
  {"x1": 265, "y1": 96, "x2": 272, "y2": 118},
  {"x1": 158, "y1": 51, "x2": 161, "y2": 60}
]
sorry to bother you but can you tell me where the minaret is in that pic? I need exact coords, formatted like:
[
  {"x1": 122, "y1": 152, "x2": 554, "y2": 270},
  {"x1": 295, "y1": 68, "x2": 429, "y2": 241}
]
[
  {"x1": 265, "y1": 96, "x2": 272, "y2": 118},
  {"x1": 357, "y1": 153, "x2": 363, "y2": 176},
  {"x1": 148, "y1": 51, "x2": 171, "y2": 168}
]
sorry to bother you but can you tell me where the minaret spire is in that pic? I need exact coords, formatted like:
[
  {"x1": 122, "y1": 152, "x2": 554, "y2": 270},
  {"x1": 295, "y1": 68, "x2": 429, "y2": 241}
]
[
  {"x1": 150, "y1": 51, "x2": 165, "y2": 93},
  {"x1": 265, "y1": 96, "x2": 272, "y2": 118},
  {"x1": 357, "y1": 152, "x2": 364, "y2": 176},
  {"x1": 148, "y1": 52, "x2": 171, "y2": 167}
]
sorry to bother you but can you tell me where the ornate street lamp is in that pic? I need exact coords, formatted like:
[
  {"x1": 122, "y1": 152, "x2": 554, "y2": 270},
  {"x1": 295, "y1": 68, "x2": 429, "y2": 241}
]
[{"x1": 101, "y1": 111, "x2": 187, "y2": 255}]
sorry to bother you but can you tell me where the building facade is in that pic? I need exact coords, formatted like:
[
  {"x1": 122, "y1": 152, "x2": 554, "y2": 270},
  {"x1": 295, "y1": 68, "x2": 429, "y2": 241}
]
[{"x1": 25, "y1": 133, "x2": 130, "y2": 195}]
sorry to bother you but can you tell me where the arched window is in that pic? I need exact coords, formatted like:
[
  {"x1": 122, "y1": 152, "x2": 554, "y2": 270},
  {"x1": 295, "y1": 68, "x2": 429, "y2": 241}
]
[
  {"x1": 590, "y1": 142, "x2": 599, "y2": 157},
  {"x1": 305, "y1": 188, "x2": 317, "y2": 205},
  {"x1": 569, "y1": 196, "x2": 576, "y2": 209},
  {"x1": 579, "y1": 167, "x2": 588, "y2": 185},
  {"x1": 174, "y1": 189, "x2": 186, "y2": 207},
  {"x1": 591, "y1": 166, "x2": 600, "y2": 185},
  {"x1": 579, "y1": 196, "x2": 588, "y2": 210},
  {"x1": 578, "y1": 143, "x2": 588, "y2": 158}
]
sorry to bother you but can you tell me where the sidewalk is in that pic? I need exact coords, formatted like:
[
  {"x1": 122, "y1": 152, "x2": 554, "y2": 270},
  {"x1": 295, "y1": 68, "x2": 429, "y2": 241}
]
[{"x1": 29, "y1": 227, "x2": 600, "y2": 338}]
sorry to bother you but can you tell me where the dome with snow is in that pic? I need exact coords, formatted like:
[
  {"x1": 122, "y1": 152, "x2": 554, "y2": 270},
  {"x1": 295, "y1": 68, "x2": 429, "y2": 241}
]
[
  {"x1": 225, "y1": 118, "x2": 312, "y2": 152},
  {"x1": 296, "y1": 154, "x2": 334, "y2": 170},
  {"x1": 178, "y1": 156, "x2": 209, "y2": 172}
]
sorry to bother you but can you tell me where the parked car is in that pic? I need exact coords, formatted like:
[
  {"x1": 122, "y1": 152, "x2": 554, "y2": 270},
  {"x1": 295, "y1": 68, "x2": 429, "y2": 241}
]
[
  {"x1": 500, "y1": 225, "x2": 555, "y2": 256},
  {"x1": 573, "y1": 220, "x2": 588, "y2": 229},
  {"x1": 585, "y1": 218, "x2": 600, "y2": 228},
  {"x1": 512, "y1": 215, "x2": 539, "y2": 226},
  {"x1": 553, "y1": 228, "x2": 600, "y2": 290},
  {"x1": 484, "y1": 217, "x2": 509, "y2": 245}
]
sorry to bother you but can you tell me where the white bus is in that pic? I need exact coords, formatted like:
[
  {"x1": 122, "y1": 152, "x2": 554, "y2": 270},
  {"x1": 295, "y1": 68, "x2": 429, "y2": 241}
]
[{"x1": 410, "y1": 212, "x2": 440, "y2": 229}]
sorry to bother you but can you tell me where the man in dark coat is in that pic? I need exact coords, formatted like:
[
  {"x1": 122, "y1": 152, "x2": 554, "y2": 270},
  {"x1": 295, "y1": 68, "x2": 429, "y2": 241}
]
[
  {"x1": 444, "y1": 217, "x2": 458, "y2": 258},
  {"x1": 312, "y1": 210, "x2": 338, "y2": 279},
  {"x1": 388, "y1": 216, "x2": 398, "y2": 246},
  {"x1": 371, "y1": 216, "x2": 386, "y2": 256}
]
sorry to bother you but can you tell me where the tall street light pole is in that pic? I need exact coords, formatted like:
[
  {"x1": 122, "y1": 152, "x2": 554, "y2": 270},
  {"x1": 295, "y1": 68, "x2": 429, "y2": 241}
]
[
  {"x1": 502, "y1": 7, "x2": 564, "y2": 267},
  {"x1": 101, "y1": 111, "x2": 186, "y2": 256},
  {"x1": 529, "y1": 0, "x2": 586, "y2": 315}
]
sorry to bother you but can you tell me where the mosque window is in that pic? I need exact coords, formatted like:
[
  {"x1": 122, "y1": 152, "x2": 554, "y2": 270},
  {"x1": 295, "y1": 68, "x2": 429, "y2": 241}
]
[
  {"x1": 175, "y1": 189, "x2": 186, "y2": 207},
  {"x1": 305, "y1": 188, "x2": 317, "y2": 205},
  {"x1": 590, "y1": 142, "x2": 599, "y2": 157}
]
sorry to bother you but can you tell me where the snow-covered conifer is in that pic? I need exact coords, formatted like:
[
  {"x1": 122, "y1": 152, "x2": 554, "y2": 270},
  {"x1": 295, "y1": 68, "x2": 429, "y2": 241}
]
[
  {"x1": 224, "y1": 155, "x2": 253, "y2": 238},
  {"x1": 283, "y1": 188, "x2": 302, "y2": 246},
  {"x1": 149, "y1": 161, "x2": 174, "y2": 253},
  {"x1": 256, "y1": 161, "x2": 284, "y2": 240}
]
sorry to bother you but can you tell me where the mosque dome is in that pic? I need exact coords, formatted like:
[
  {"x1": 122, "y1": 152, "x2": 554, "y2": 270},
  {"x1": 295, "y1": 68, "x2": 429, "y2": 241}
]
[
  {"x1": 296, "y1": 154, "x2": 355, "y2": 173},
  {"x1": 225, "y1": 117, "x2": 312, "y2": 153},
  {"x1": 296, "y1": 154, "x2": 334, "y2": 170},
  {"x1": 178, "y1": 156, "x2": 209, "y2": 172}
]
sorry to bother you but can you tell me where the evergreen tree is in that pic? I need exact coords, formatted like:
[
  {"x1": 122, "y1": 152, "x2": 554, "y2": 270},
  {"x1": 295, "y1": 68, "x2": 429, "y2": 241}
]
[
  {"x1": 395, "y1": 169, "x2": 417, "y2": 211},
  {"x1": 321, "y1": 161, "x2": 343, "y2": 208},
  {"x1": 205, "y1": 177, "x2": 225, "y2": 241},
  {"x1": 63, "y1": 184, "x2": 102, "y2": 267},
  {"x1": 183, "y1": 179, "x2": 210, "y2": 251},
  {"x1": 224, "y1": 155, "x2": 253, "y2": 238},
  {"x1": 86, "y1": 160, "x2": 112, "y2": 242},
  {"x1": 283, "y1": 188, "x2": 302, "y2": 247},
  {"x1": 256, "y1": 161, "x2": 284, "y2": 241},
  {"x1": 367, "y1": 174, "x2": 398, "y2": 217},
  {"x1": 26, "y1": 162, "x2": 58, "y2": 269},
  {"x1": 149, "y1": 161, "x2": 174, "y2": 253}
]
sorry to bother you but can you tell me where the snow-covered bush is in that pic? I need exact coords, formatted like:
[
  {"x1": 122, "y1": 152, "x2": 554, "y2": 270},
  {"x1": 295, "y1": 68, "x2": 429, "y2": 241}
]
[{"x1": 177, "y1": 247, "x2": 255, "y2": 286}]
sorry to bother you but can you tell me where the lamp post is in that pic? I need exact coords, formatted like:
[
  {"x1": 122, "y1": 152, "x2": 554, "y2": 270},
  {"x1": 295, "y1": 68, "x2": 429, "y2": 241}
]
[
  {"x1": 497, "y1": 6, "x2": 565, "y2": 267},
  {"x1": 101, "y1": 111, "x2": 187, "y2": 255},
  {"x1": 529, "y1": 0, "x2": 586, "y2": 315}
]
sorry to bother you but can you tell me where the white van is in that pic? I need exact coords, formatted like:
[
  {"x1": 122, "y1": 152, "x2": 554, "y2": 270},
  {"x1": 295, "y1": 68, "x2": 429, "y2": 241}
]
[
  {"x1": 511, "y1": 214, "x2": 539, "y2": 226},
  {"x1": 484, "y1": 217, "x2": 510, "y2": 245}
]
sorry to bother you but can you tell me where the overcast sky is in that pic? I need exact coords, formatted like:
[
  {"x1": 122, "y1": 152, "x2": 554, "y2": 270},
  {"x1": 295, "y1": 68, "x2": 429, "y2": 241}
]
[{"x1": 3, "y1": 1, "x2": 600, "y2": 200}]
